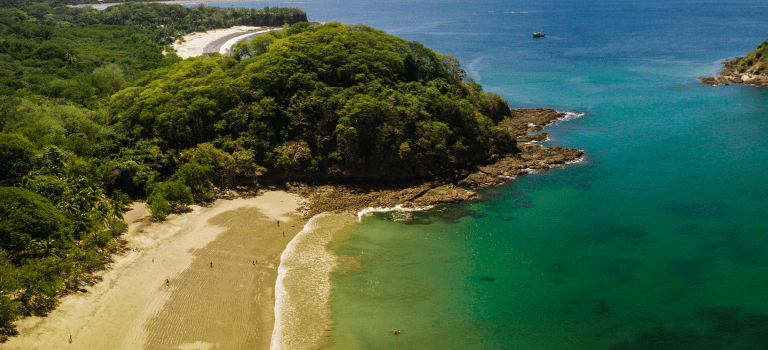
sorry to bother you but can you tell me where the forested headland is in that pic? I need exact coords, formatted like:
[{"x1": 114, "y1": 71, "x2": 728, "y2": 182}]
[{"x1": 0, "y1": 1, "x2": 580, "y2": 341}]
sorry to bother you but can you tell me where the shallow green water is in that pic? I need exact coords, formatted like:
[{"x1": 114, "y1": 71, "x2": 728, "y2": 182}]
[
  {"x1": 193, "y1": 0, "x2": 768, "y2": 347},
  {"x1": 300, "y1": 0, "x2": 768, "y2": 348}
]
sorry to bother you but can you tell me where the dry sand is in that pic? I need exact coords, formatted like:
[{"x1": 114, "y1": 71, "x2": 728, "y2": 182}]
[
  {"x1": 172, "y1": 26, "x2": 268, "y2": 59},
  {"x1": 2, "y1": 191, "x2": 307, "y2": 350}
]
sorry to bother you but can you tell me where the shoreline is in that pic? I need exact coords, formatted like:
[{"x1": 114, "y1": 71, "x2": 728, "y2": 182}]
[
  {"x1": 69, "y1": 0, "x2": 267, "y2": 11},
  {"x1": 288, "y1": 108, "x2": 586, "y2": 217},
  {"x1": 269, "y1": 108, "x2": 586, "y2": 348},
  {"x1": 698, "y1": 57, "x2": 768, "y2": 87},
  {"x1": 172, "y1": 26, "x2": 280, "y2": 59},
  {"x1": 271, "y1": 213, "x2": 358, "y2": 350},
  {"x1": 4, "y1": 109, "x2": 583, "y2": 348},
  {"x1": 4, "y1": 191, "x2": 307, "y2": 350}
]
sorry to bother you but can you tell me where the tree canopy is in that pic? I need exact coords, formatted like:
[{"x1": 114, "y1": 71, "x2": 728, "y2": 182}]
[
  {"x1": 0, "y1": 187, "x2": 69, "y2": 256},
  {"x1": 0, "y1": 7, "x2": 523, "y2": 340},
  {"x1": 0, "y1": 133, "x2": 36, "y2": 185},
  {"x1": 112, "y1": 23, "x2": 514, "y2": 182}
]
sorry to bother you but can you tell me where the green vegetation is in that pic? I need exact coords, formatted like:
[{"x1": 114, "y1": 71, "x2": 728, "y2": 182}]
[
  {"x1": 0, "y1": 2, "x2": 518, "y2": 340},
  {"x1": 6, "y1": 1, "x2": 306, "y2": 44},
  {"x1": 0, "y1": 134, "x2": 130, "y2": 342},
  {"x1": 0, "y1": 3, "x2": 303, "y2": 339},
  {"x1": 114, "y1": 23, "x2": 514, "y2": 185},
  {"x1": 737, "y1": 39, "x2": 768, "y2": 73}
]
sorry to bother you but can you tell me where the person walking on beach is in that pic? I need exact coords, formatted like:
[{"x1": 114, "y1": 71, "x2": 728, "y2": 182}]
[
  {"x1": 283, "y1": 231, "x2": 285, "y2": 237},
  {"x1": 277, "y1": 220, "x2": 280, "y2": 227},
  {"x1": 166, "y1": 279, "x2": 170, "y2": 287},
  {"x1": 210, "y1": 261, "x2": 213, "y2": 268},
  {"x1": 69, "y1": 335, "x2": 72, "y2": 343}
]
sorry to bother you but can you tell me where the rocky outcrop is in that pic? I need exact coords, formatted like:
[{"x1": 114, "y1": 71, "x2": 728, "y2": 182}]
[
  {"x1": 279, "y1": 108, "x2": 585, "y2": 216},
  {"x1": 699, "y1": 39, "x2": 768, "y2": 88},
  {"x1": 409, "y1": 185, "x2": 478, "y2": 205},
  {"x1": 505, "y1": 108, "x2": 568, "y2": 138}
]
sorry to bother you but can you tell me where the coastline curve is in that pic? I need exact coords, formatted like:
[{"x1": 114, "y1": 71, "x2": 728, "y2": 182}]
[{"x1": 271, "y1": 213, "x2": 356, "y2": 350}]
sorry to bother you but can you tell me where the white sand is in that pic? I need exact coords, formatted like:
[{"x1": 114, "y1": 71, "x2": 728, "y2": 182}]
[
  {"x1": 3, "y1": 191, "x2": 307, "y2": 350},
  {"x1": 172, "y1": 26, "x2": 263, "y2": 59},
  {"x1": 218, "y1": 28, "x2": 278, "y2": 55}
]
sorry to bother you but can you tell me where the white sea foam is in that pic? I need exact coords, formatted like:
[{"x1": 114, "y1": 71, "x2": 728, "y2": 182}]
[
  {"x1": 556, "y1": 110, "x2": 586, "y2": 122},
  {"x1": 566, "y1": 153, "x2": 587, "y2": 164},
  {"x1": 523, "y1": 110, "x2": 584, "y2": 144},
  {"x1": 357, "y1": 205, "x2": 434, "y2": 222},
  {"x1": 523, "y1": 136, "x2": 550, "y2": 144},
  {"x1": 271, "y1": 213, "x2": 341, "y2": 350},
  {"x1": 466, "y1": 55, "x2": 486, "y2": 82}
]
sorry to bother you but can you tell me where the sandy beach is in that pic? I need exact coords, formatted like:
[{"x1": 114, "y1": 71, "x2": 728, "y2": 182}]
[
  {"x1": 171, "y1": 26, "x2": 279, "y2": 59},
  {"x1": 2, "y1": 191, "x2": 307, "y2": 350},
  {"x1": 70, "y1": 0, "x2": 267, "y2": 11}
]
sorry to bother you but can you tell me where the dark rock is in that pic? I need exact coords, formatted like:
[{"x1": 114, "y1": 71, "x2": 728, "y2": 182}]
[
  {"x1": 698, "y1": 76, "x2": 719, "y2": 85},
  {"x1": 409, "y1": 185, "x2": 477, "y2": 205},
  {"x1": 517, "y1": 133, "x2": 548, "y2": 142},
  {"x1": 702, "y1": 55, "x2": 768, "y2": 88},
  {"x1": 457, "y1": 172, "x2": 505, "y2": 188}
]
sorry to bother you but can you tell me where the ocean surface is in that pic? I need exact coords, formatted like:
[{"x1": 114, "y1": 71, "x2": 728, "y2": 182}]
[{"x1": 214, "y1": 0, "x2": 768, "y2": 348}]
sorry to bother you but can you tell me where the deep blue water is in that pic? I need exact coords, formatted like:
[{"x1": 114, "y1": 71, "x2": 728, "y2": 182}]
[{"x1": 220, "y1": 0, "x2": 768, "y2": 348}]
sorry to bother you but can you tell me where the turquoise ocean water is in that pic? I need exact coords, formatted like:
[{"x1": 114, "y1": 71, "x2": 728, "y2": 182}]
[{"x1": 221, "y1": 0, "x2": 768, "y2": 348}]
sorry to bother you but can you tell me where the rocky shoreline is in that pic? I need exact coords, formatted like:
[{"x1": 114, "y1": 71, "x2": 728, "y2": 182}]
[
  {"x1": 255, "y1": 108, "x2": 585, "y2": 216},
  {"x1": 699, "y1": 57, "x2": 768, "y2": 87}
]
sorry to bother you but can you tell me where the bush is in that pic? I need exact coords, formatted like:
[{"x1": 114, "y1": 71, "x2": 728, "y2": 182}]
[
  {"x1": 146, "y1": 179, "x2": 193, "y2": 219},
  {"x1": 0, "y1": 133, "x2": 36, "y2": 185},
  {"x1": 0, "y1": 292, "x2": 20, "y2": 342},
  {"x1": 0, "y1": 187, "x2": 69, "y2": 257},
  {"x1": 173, "y1": 162, "x2": 216, "y2": 201}
]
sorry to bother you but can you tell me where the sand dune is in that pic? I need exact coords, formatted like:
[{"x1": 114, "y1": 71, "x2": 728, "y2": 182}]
[{"x1": 3, "y1": 191, "x2": 307, "y2": 350}]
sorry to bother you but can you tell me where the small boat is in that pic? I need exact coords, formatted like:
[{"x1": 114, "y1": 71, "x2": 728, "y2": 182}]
[{"x1": 533, "y1": 31, "x2": 546, "y2": 38}]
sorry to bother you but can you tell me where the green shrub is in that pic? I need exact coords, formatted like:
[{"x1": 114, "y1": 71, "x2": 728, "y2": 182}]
[
  {"x1": 0, "y1": 133, "x2": 36, "y2": 185},
  {"x1": 0, "y1": 187, "x2": 69, "y2": 257},
  {"x1": 172, "y1": 162, "x2": 216, "y2": 201},
  {"x1": 146, "y1": 179, "x2": 193, "y2": 220}
]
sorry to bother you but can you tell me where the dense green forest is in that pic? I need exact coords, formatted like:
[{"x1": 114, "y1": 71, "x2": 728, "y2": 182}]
[
  {"x1": 0, "y1": 3, "x2": 516, "y2": 341},
  {"x1": 0, "y1": 3, "x2": 305, "y2": 340}
]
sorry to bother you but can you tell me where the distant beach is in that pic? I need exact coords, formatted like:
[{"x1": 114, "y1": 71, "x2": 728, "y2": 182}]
[
  {"x1": 69, "y1": 0, "x2": 268, "y2": 11},
  {"x1": 171, "y1": 26, "x2": 280, "y2": 59}
]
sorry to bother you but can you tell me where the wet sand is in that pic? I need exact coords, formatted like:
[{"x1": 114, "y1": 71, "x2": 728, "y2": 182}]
[{"x1": 2, "y1": 191, "x2": 307, "y2": 350}]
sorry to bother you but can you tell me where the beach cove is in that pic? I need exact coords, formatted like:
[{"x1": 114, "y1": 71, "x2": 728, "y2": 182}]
[
  {"x1": 2, "y1": 191, "x2": 308, "y2": 349},
  {"x1": 1, "y1": 104, "x2": 583, "y2": 349},
  {"x1": 3, "y1": 0, "x2": 768, "y2": 348}
]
